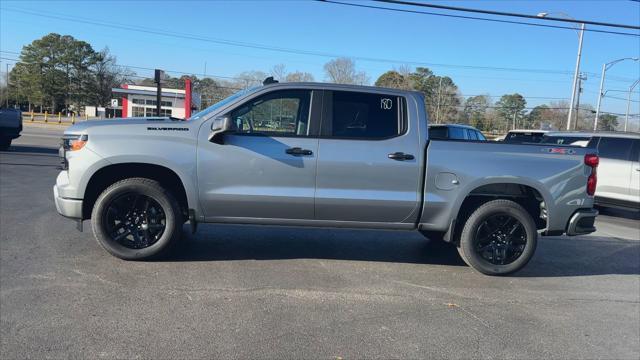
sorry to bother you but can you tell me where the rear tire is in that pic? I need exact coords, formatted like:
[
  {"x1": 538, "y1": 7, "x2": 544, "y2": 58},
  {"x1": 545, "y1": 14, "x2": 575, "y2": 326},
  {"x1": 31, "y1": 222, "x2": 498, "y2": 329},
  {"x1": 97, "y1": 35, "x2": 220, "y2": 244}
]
[
  {"x1": 457, "y1": 199, "x2": 537, "y2": 276},
  {"x1": 91, "y1": 178, "x2": 182, "y2": 260}
]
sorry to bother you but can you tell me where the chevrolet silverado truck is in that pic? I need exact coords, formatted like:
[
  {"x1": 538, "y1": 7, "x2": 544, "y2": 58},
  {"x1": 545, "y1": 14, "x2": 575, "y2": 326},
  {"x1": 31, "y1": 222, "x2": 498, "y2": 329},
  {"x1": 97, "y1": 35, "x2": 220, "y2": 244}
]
[{"x1": 53, "y1": 81, "x2": 599, "y2": 275}]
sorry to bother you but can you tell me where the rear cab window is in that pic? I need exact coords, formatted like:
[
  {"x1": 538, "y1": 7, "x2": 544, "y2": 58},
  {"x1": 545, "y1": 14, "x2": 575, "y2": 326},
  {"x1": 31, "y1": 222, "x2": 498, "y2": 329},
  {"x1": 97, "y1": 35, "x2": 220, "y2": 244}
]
[{"x1": 322, "y1": 90, "x2": 405, "y2": 139}]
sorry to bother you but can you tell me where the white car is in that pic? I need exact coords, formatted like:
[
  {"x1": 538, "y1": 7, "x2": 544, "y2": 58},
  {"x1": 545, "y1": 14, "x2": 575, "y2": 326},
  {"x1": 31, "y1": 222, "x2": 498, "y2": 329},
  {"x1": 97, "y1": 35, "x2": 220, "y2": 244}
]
[{"x1": 542, "y1": 131, "x2": 640, "y2": 210}]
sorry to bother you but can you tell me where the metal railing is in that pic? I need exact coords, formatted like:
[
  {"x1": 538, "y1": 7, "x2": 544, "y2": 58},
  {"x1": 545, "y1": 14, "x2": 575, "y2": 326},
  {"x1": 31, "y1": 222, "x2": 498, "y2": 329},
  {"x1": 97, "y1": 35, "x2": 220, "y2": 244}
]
[{"x1": 22, "y1": 111, "x2": 92, "y2": 125}]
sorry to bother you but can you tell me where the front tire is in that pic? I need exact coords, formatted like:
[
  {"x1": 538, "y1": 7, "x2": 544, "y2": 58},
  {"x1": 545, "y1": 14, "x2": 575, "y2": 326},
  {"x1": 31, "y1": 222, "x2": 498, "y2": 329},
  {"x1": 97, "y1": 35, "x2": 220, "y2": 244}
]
[
  {"x1": 457, "y1": 199, "x2": 537, "y2": 276},
  {"x1": 91, "y1": 178, "x2": 182, "y2": 260}
]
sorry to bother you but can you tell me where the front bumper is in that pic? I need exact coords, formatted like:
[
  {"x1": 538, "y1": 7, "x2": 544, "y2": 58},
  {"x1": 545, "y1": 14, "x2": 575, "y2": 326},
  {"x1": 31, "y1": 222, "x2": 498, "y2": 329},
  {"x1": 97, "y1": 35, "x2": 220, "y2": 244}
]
[
  {"x1": 53, "y1": 184, "x2": 83, "y2": 219},
  {"x1": 566, "y1": 208, "x2": 598, "y2": 236}
]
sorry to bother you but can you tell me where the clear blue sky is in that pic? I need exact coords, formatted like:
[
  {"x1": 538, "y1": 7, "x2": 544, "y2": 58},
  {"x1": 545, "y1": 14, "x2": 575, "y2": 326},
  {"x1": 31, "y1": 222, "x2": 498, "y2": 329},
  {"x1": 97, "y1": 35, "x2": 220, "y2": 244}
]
[{"x1": 1, "y1": 0, "x2": 639, "y2": 115}]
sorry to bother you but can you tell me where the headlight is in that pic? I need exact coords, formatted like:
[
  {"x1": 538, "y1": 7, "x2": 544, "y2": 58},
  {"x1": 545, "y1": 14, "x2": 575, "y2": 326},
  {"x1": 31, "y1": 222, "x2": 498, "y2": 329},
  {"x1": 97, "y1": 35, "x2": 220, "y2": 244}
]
[{"x1": 62, "y1": 134, "x2": 88, "y2": 152}]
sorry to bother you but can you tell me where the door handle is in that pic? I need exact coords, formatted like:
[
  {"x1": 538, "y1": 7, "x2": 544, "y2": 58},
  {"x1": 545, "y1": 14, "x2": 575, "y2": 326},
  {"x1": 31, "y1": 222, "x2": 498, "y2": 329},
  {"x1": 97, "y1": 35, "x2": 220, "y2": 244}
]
[
  {"x1": 388, "y1": 152, "x2": 415, "y2": 161},
  {"x1": 285, "y1": 147, "x2": 313, "y2": 156}
]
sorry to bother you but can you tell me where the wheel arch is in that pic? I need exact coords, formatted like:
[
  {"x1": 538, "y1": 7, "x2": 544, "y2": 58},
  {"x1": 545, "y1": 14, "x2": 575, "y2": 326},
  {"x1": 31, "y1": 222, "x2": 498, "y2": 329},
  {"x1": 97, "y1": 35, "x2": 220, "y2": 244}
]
[
  {"x1": 442, "y1": 178, "x2": 552, "y2": 243},
  {"x1": 82, "y1": 162, "x2": 193, "y2": 220}
]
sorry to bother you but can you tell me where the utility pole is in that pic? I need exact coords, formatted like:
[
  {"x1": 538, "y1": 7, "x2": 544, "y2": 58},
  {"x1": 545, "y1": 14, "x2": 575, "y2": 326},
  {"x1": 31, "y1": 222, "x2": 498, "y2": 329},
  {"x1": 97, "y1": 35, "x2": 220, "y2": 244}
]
[
  {"x1": 512, "y1": 109, "x2": 517, "y2": 130},
  {"x1": 573, "y1": 73, "x2": 586, "y2": 130},
  {"x1": 594, "y1": 63, "x2": 607, "y2": 130},
  {"x1": 435, "y1": 77, "x2": 443, "y2": 124},
  {"x1": 625, "y1": 79, "x2": 640, "y2": 132},
  {"x1": 154, "y1": 69, "x2": 164, "y2": 117},
  {"x1": 5, "y1": 63, "x2": 9, "y2": 108},
  {"x1": 567, "y1": 23, "x2": 585, "y2": 131}
]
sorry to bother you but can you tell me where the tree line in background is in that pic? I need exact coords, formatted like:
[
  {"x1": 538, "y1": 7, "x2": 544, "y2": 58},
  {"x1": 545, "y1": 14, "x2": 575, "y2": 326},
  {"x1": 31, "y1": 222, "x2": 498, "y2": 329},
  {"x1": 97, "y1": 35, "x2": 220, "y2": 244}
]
[{"x1": 1, "y1": 33, "x2": 620, "y2": 131}]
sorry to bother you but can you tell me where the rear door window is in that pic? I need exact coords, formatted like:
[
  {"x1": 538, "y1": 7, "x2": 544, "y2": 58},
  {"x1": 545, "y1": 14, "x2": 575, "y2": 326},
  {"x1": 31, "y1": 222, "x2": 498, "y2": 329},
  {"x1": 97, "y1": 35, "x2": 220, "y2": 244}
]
[
  {"x1": 597, "y1": 137, "x2": 634, "y2": 161},
  {"x1": 325, "y1": 91, "x2": 403, "y2": 139}
]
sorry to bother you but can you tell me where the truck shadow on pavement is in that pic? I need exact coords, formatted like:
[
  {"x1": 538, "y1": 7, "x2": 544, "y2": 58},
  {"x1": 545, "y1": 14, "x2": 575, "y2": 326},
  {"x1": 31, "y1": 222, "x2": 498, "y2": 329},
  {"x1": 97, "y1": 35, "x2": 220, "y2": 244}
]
[
  {"x1": 168, "y1": 224, "x2": 640, "y2": 277},
  {"x1": 1, "y1": 145, "x2": 59, "y2": 155},
  {"x1": 171, "y1": 225, "x2": 466, "y2": 267},
  {"x1": 0, "y1": 146, "x2": 61, "y2": 167}
]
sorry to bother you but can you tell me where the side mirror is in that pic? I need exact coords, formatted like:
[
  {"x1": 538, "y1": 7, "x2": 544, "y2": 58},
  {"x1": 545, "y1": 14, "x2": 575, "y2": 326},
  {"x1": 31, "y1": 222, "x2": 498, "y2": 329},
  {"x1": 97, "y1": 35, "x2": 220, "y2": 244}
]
[{"x1": 209, "y1": 116, "x2": 235, "y2": 144}]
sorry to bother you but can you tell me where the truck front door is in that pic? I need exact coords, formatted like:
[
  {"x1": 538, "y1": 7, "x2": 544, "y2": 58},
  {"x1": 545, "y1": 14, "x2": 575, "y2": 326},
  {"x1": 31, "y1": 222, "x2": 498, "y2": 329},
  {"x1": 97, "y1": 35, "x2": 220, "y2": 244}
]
[{"x1": 197, "y1": 89, "x2": 320, "y2": 221}]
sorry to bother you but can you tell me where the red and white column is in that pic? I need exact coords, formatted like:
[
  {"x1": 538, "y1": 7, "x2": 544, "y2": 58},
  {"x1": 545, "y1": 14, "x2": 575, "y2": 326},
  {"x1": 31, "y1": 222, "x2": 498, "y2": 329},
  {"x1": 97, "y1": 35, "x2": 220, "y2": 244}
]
[{"x1": 121, "y1": 84, "x2": 129, "y2": 118}]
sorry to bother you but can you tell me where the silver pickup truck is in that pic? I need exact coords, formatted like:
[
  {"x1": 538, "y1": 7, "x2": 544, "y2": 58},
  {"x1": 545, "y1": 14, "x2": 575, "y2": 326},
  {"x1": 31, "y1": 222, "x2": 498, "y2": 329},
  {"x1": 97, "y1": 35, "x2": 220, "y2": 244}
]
[{"x1": 54, "y1": 81, "x2": 599, "y2": 275}]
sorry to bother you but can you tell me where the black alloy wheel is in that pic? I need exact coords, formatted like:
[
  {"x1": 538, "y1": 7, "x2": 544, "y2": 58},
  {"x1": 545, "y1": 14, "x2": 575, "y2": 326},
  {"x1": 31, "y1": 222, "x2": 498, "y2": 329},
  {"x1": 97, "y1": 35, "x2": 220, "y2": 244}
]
[
  {"x1": 91, "y1": 178, "x2": 182, "y2": 260},
  {"x1": 457, "y1": 199, "x2": 538, "y2": 276},
  {"x1": 103, "y1": 193, "x2": 166, "y2": 249},
  {"x1": 474, "y1": 213, "x2": 527, "y2": 265}
]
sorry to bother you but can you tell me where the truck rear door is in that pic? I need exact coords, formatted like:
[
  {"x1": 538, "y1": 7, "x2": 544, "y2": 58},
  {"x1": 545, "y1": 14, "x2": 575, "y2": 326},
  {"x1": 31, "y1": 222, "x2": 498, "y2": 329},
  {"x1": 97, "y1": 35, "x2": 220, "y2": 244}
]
[{"x1": 314, "y1": 90, "x2": 423, "y2": 224}]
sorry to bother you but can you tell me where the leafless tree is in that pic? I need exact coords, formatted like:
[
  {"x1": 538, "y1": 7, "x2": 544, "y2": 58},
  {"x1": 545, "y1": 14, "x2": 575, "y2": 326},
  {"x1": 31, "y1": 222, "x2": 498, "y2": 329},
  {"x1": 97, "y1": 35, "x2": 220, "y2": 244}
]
[
  {"x1": 270, "y1": 64, "x2": 287, "y2": 82},
  {"x1": 323, "y1": 57, "x2": 369, "y2": 85},
  {"x1": 285, "y1": 71, "x2": 315, "y2": 82}
]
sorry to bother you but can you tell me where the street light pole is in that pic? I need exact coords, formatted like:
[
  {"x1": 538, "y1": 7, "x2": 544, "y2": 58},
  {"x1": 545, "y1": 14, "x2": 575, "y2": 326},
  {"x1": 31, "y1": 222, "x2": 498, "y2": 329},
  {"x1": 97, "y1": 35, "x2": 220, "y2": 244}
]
[
  {"x1": 435, "y1": 77, "x2": 443, "y2": 124},
  {"x1": 625, "y1": 79, "x2": 640, "y2": 132},
  {"x1": 594, "y1": 63, "x2": 607, "y2": 130},
  {"x1": 537, "y1": 12, "x2": 585, "y2": 131},
  {"x1": 573, "y1": 73, "x2": 586, "y2": 130},
  {"x1": 594, "y1": 57, "x2": 639, "y2": 130},
  {"x1": 567, "y1": 23, "x2": 585, "y2": 131}
]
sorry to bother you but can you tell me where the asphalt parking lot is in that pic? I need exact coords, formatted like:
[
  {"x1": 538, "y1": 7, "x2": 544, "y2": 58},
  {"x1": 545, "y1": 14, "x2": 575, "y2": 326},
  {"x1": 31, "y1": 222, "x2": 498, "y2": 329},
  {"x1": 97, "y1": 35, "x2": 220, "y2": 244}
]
[{"x1": 1, "y1": 125, "x2": 639, "y2": 359}]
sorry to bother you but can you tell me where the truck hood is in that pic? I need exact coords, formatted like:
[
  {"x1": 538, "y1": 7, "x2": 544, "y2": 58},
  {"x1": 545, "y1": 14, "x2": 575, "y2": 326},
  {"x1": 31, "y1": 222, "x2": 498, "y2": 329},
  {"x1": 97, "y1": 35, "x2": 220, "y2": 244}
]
[{"x1": 64, "y1": 117, "x2": 186, "y2": 134}]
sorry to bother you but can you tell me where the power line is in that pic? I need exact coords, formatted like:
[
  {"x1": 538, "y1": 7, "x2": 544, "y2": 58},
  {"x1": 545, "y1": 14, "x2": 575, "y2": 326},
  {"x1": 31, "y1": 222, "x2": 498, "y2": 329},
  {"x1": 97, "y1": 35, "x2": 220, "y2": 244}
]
[
  {"x1": 442, "y1": 103, "x2": 637, "y2": 117},
  {"x1": 0, "y1": 6, "x2": 618, "y2": 78},
  {"x1": 4, "y1": 55, "x2": 638, "y2": 104},
  {"x1": 372, "y1": 0, "x2": 640, "y2": 30},
  {"x1": 0, "y1": 56, "x2": 256, "y2": 83},
  {"x1": 4, "y1": 54, "x2": 638, "y2": 114},
  {"x1": 318, "y1": 0, "x2": 640, "y2": 37},
  {"x1": 0, "y1": 50, "x2": 573, "y2": 85}
]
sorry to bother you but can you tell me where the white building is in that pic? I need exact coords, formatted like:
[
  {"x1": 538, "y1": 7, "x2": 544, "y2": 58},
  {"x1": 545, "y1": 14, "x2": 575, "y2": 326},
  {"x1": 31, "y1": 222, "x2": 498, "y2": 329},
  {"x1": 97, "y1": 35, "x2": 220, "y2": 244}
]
[{"x1": 111, "y1": 80, "x2": 194, "y2": 119}]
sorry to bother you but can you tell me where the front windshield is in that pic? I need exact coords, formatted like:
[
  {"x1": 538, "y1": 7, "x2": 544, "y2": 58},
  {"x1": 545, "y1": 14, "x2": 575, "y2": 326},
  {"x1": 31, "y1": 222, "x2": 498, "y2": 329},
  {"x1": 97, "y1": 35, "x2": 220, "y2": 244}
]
[{"x1": 189, "y1": 86, "x2": 259, "y2": 121}]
